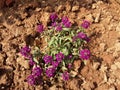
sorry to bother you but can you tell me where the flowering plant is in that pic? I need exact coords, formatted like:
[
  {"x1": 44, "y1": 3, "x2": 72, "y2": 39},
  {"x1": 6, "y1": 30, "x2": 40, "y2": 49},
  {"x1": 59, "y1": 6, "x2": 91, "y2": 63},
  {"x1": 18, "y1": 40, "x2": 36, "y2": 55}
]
[{"x1": 20, "y1": 13, "x2": 91, "y2": 85}]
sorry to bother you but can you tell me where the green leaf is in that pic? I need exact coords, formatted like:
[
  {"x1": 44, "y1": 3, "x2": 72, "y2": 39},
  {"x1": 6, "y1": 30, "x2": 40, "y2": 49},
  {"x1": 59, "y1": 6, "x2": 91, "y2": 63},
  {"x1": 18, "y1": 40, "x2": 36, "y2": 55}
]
[
  {"x1": 33, "y1": 57, "x2": 39, "y2": 64},
  {"x1": 61, "y1": 47, "x2": 69, "y2": 56}
]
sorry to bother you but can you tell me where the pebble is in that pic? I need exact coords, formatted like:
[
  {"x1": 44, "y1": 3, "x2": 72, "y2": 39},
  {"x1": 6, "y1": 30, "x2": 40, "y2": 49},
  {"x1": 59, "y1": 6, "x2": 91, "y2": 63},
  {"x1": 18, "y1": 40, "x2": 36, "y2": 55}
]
[
  {"x1": 99, "y1": 43, "x2": 106, "y2": 52},
  {"x1": 93, "y1": 62, "x2": 100, "y2": 70},
  {"x1": 17, "y1": 56, "x2": 30, "y2": 69},
  {"x1": 109, "y1": 85, "x2": 116, "y2": 90},
  {"x1": 49, "y1": 85, "x2": 57, "y2": 90},
  {"x1": 115, "y1": 62, "x2": 120, "y2": 69},
  {"x1": 86, "y1": 14, "x2": 94, "y2": 23},
  {"x1": 72, "y1": 6, "x2": 79, "y2": 12},
  {"x1": 116, "y1": 22, "x2": 120, "y2": 35},
  {"x1": 95, "y1": 12, "x2": 101, "y2": 23},
  {"x1": 56, "y1": 5, "x2": 64, "y2": 12},
  {"x1": 111, "y1": 64, "x2": 117, "y2": 70},
  {"x1": 73, "y1": 60, "x2": 81, "y2": 72}
]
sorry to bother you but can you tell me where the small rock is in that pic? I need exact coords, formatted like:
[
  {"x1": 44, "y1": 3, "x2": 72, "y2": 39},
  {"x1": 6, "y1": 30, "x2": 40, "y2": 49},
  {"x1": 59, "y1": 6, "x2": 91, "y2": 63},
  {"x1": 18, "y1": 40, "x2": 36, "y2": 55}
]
[
  {"x1": 67, "y1": 79, "x2": 80, "y2": 90},
  {"x1": 56, "y1": 5, "x2": 65, "y2": 12},
  {"x1": 95, "y1": 12, "x2": 101, "y2": 23},
  {"x1": 49, "y1": 85, "x2": 57, "y2": 90},
  {"x1": 0, "y1": 74, "x2": 8, "y2": 85},
  {"x1": 66, "y1": 2, "x2": 71, "y2": 12},
  {"x1": 35, "y1": 8, "x2": 41, "y2": 12},
  {"x1": 114, "y1": 42, "x2": 120, "y2": 52},
  {"x1": 93, "y1": 62, "x2": 100, "y2": 70},
  {"x1": 17, "y1": 56, "x2": 30, "y2": 69},
  {"x1": 102, "y1": 54, "x2": 114, "y2": 64},
  {"x1": 40, "y1": 12, "x2": 49, "y2": 26},
  {"x1": 73, "y1": 60, "x2": 81, "y2": 72},
  {"x1": 116, "y1": 22, "x2": 120, "y2": 35},
  {"x1": 100, "y1": 65, "x2": 108, "y2": 72},
  {"x1": 111, "y1": 64, "x2": 117, "y2": 70},
  {"x1": 70, "y1": 70, "x2": 77, "y2": 77},
  {"x1": 86, "y1": 14, "x2": 94, "y2": 23},
  {"x1": 72, "y1": 6, "x2": 79, "y2": 12},
  {"x1": 99, "y1": 43, "x2": 106, "y2": 52},
  {"x1": 96, "y1": 83, "x2": 109, "y2": 90},
  {"x1": 115, "y1": 62, "x2": 120, "y2": 69},
  {"x1": 109, "y1": 85, "x2": 116, "y2": 90}
]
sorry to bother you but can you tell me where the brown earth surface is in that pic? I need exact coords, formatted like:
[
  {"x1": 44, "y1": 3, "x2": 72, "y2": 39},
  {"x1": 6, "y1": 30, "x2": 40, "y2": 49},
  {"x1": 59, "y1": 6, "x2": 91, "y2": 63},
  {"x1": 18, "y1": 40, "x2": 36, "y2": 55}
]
[{"x1": 0, "y1": 0, "x2": 120, "y2": 90}]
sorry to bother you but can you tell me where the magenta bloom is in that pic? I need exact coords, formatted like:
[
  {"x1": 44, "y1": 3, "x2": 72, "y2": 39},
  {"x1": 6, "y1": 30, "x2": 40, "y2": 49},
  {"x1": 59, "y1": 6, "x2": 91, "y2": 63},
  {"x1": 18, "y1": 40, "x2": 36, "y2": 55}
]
[
  {"x1": 62, "y1": 16, "x2": 71, "y2": 28},
  {"x1": 68, "y1": 63, "x2": 72, "y2": 69},
  {"x1": 77, "y1": 32, "x2": 90, "y2": 42},
  {"x1": 52, "y1": 22, "x2": 57, "y2": 27},
  {"x1": 43, "y1": 55, "x2": 53, "y2": 64},
  {"x1": 50, "y1": 13, "x2": 58, "y2": 22},
  {"x1": 68, "y1": 54, "x2": 72, "y2": 59},
  {"x1": 64, "y1": 21, "x2": 72, "y2": 28},
  {"x1": 62, "y1": 71, "x2": 69, "y2": 81},
  {"x1": 52, "y1": 61, "x2": 59, "y2": 68},
  {"x1": 27, "y1": 75, "x2": 36, "y2": 85},
  {"x1": 62, "y1": 16, "x2": 69, "y2": 24},
  {"x1": 81, "y1": 20, "x2": 90, "y2": 29},
  {"x1": 46, "y1": 67, "x2": 55, "y2": 78},
  {"x1": 72, "y1": 36, "x2": 77, "y2": 42},
  {"x1": 29, "y1": 57, "x2": 35, "y2": 66},
  {"x1": 20, "y1": 46, "x2": 31, "y2": 58},
  {"x1": 55, "y1": 52, "x2": 64, "y2": 62},
  {"x1": 37, "y1": 24, "x2": 44, "y2": 33},
  {"x1": 77, "y1": 32, "x2": 87, "y2": 39},
  {"x1": 32, "y1": 67, "x2": 42, "y2": 77},
  {"x1": 80, "y1": 49, "x2": 90, "y2": 60},
  {"x1": 56, "y1": 24, "x2": 62, "y2": 31}
]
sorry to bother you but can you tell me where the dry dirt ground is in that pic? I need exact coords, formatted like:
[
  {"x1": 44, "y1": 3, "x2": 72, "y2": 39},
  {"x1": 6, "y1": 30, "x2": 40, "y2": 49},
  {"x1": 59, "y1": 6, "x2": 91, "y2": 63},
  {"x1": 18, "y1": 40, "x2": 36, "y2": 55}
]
[{"x1": 0, "y1": 0, "x2": 120, "y2": 90}]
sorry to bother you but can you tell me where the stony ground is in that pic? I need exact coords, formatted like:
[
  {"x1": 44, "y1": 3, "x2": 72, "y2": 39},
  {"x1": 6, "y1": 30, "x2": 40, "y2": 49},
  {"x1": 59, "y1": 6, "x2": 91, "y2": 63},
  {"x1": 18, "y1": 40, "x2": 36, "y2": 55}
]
[{"x1": 0, "y1": 0, "x2": 120, "y2": 90}]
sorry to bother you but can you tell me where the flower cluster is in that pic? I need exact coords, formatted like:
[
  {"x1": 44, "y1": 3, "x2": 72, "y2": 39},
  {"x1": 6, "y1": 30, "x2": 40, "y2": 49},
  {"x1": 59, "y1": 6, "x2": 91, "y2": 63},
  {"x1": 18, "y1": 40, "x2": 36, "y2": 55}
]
[
  {"x1": 20, "y1": 13, "x2": 91, "y2": 85},
  {"x1": 20, "y1": 46, "x2": 31, "y2": 58},
  {"x1": 50, "y1": 13, "x2": 72, "y2": 31},
  {"x1": 80, "y1": 49, "x2": 91, "y2": 60},
  {"x1": 27, "y1": 66, "x2": 42, "y2": 85}
]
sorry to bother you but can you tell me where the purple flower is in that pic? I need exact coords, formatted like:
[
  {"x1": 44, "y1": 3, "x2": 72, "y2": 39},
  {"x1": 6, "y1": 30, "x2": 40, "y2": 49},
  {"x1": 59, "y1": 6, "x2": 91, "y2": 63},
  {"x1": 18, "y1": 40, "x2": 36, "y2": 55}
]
[
  {"x1": 62, "y1": 71, "x2": 69, "y2": 81},
  {"x1": 77, "y1": 32, "x2": 87, "y2": 39},
  {"x1": 62, "y1": 16, "x2": 69, "y2": 24},
  {"x1": 46, "y1": 67, "x2": 55, "y2": 78},
  {"x1": 80, "y1": 49, "x2": 90, "y2": 60},
  {"x1": 50, "y1": 13, "x2": 58, "y2": 22},
  {"x1": 84, "y1": 37, "x2": 90, "y2": 42},
  {"x1": 43, "y1": 55, "x2": 53, "y2": 64},
  {"x1": 52, "y1": 61, "x2": 59, "y2": 68},
  {"x1": 77, "y1": 32, "x2": 90, "y2": 42},
  {"x1": 68, "y1": 63, "x2": 72, "y2": 69},
  {"x1": 81, "y1": 20, "x2": 90, "y2": 29},
  {"x1": 27, "y1": 74, "x2": 35, "y2": 85},
  {"x1": 29, "y1": 58, "x2": 35, "y2": 66},
  {"x1": 64, "y1": 21, "x2": 72, "y2": 28},
  {"x1": 28, "y1": 55, "x2": 35, "y2": 66},
  {"x1": 20, "y1": 46, "x2": 31, "y2": 58},
  {"x1": 56, "y1": 24, "x2": 62, "y2": 31},
  {"x1": 62, "y1": 16, "x2": 72, "y2": 28},
  {"x1": 32, "y1": 67, "x2": 42, "y2": 77},
  {"x1": 72, "y1": 36, "x2": 77, "y2": 42},
  {"x1": 51, "y1": 22, "x2": 57, "y2": 27},
  {"x1": 37, "y1": 24, "x2": 44, "y2": 33},
  {"x1": 68, "y1": 54, "x2": 72, "y2": 59},
  {"x1": 55, "y1": 52, "x2": 64, "y2": 62}
]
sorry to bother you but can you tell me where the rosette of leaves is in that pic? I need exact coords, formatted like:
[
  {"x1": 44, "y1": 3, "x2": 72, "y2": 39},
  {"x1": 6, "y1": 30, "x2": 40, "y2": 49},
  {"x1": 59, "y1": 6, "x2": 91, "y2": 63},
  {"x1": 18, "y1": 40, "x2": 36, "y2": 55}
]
[{"x1": 44, "y1": 27, "x2": 86, "y2": 65}]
